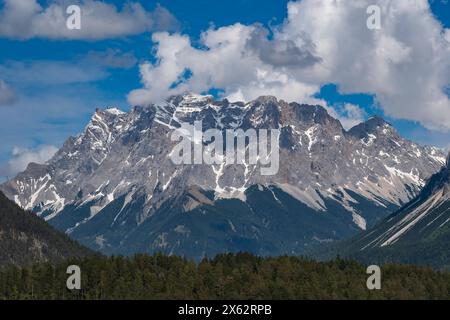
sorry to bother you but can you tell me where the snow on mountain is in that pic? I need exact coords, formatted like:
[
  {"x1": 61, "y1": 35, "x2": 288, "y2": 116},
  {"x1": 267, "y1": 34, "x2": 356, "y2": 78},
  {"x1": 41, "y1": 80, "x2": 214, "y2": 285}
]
[
  {"x1": 335, "y1": 153, "x2": 450, "y2": 268},
  {"x1": 0, "y1": 94, "x2": 445, "y2": 258}
]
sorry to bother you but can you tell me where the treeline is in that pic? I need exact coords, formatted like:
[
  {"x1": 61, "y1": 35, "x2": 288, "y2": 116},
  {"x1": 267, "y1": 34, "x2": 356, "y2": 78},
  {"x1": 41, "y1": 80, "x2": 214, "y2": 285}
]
[{"x1": 1, "y1": 253, "x2": 449, "y2": 300}]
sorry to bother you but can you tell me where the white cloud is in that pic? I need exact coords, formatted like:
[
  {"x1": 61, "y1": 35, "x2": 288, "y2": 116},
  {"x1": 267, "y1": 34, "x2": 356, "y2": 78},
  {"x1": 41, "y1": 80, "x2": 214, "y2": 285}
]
[
  {"x1": 0, "y1": 80, "x2": 17, "y2": 106},
  {"x1": 128, "y1": 0, "x2": 450, "y2": 132},
  {"x1": 128, "y1": 25, "x2": 323, "y2": 106},
  {"x1": 0, "y1": 145, "x2": 58, "y2": 178},
  {"x1": 0, "y1": 0, "x2": 178, "y2": 40}
]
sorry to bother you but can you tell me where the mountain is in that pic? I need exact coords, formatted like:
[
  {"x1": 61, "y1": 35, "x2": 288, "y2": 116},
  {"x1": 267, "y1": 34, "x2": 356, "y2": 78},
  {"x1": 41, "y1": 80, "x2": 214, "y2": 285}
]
[
  {"x1": 0, "y1": 191, "x2": 92, "y2": 266},
  {"x1": 330, "y1": 153, "x2": 450, "y2": 269},
  {"x1": 0, "y1": 94, "x2": 445, "y2": 259}
]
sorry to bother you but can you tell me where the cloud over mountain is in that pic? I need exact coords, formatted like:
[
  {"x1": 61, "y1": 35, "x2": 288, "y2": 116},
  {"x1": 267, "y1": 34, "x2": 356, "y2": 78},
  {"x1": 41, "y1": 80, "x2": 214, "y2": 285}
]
[
  {"x1": 129, "y1": 0, "x2": 450, "y2": 131},
  {"x1": 0, "y1": 145, "x2": 57, "y2": 178}
]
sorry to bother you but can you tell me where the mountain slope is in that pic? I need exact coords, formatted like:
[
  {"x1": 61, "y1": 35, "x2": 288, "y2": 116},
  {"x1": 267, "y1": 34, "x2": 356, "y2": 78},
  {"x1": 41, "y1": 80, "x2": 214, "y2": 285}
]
[
  {"x1": 334, "y1": 154, "x2": 450, "y2": 269},
  {"x1": 0, "y1": 94, "x2": 445, "y2": 258},
  {"x1": 0, "y1": 191, "x2": 93, "y2": 266},
  {"x1": 62, "y1": 185, "x2": 392, "y2": 259}
]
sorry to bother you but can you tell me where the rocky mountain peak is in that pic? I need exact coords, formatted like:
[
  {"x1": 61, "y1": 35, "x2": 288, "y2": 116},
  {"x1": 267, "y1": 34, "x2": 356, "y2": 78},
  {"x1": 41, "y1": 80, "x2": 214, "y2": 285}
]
[
  {"x1": 366, "y1": 115, "x2": 389, "y2": 126},
  {"x1": 0, "y1": 93, "x2": 446, "y2": 258},
  {"x1": 94, "y1": 107, "x2": 123, "y2": 117},
  {"x1": 89, "y1": 107, "x2": 126, "y2": 131},
  {"x1": 168, "y1": 93, "x2": 215, "y2": 107},
  {"x1": 347, "y1": 115, "x2": 396, "y2": 139},
  {"x1": 253, "y1": 95, "x2": 279, "y2": 105},
  {"x1": 289, "y1": 103, "x2": 327, "y2": 121},
  {"x1": 416, "y1": 151, "x2": 450, "y2": 199},
  {"x1": 104, "y1": 107, "x2": 126, "y2": 116}
]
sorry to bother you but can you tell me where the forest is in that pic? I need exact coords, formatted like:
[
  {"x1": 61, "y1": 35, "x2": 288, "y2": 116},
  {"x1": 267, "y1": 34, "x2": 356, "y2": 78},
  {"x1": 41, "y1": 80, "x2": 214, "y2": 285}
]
[{"x1": 0, "y1": 253, "x2": 449, "y2": 300}]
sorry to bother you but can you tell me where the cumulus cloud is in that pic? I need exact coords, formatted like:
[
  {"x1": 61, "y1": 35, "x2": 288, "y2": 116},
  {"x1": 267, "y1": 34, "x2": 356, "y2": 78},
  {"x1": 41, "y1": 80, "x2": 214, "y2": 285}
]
[
  {"x1": 128, "y1": 0, "x2": 450, "y2": 132},
  {"x1": 128, "y1": 25, "x2": 323, "y2": 106},
  {"x1": 0, "y1": 80, "x2": 17, "y2": 106},
  {"x1": 0, "y1": 145, "x2": 58, "y2": 178},
  {"x1": 246, "y1": 24, "x2": 322, "y2": 68},
  {"x1": 0, "y1": 0, "x2": 178, "y2": 40}
]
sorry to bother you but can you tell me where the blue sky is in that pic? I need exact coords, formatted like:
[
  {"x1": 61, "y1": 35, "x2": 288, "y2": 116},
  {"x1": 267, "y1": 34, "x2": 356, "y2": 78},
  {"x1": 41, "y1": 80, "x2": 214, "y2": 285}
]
[{"x1": 0, "y1": 0, "x2": 450, "y2": 179}]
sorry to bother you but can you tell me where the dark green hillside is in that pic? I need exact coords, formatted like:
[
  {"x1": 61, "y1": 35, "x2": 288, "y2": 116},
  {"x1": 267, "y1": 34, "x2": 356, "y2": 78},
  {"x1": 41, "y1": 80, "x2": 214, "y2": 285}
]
[{"x1": 0, "y1": 191, "x2": 93, "y2": 266}]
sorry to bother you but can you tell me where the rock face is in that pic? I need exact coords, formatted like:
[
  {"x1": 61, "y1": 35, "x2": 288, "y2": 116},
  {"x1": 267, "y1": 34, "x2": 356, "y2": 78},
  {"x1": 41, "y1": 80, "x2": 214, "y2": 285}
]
[
  {"x1": 0, "y1": 191, "x2": 92, "y2": 266},
  {"x1": 336, "y1": 153, "x2": 450, "y2": 269},
  {"x1": 0, "y1": 94, "x2": 445, "y2": 259}
]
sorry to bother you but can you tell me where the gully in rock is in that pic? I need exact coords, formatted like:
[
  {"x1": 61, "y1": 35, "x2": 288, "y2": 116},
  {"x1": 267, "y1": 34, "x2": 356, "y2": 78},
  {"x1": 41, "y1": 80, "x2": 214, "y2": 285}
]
[{"x1": 170, "y1": 120, "x2": 280, "y2": 176}]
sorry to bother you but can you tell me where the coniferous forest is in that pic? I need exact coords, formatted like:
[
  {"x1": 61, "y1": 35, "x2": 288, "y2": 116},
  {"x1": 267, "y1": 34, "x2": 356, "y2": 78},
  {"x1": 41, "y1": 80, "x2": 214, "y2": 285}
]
[
  {"x1": 0, "y1": 253, "x2": 449, "y2": 300},
  {"x1": 0, "y1": 191, "x2": 92, "y2": 266}
]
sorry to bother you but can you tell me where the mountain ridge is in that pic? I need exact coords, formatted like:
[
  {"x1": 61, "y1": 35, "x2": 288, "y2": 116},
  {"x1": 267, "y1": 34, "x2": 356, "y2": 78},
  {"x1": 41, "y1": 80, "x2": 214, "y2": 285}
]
[
  {"x1": 329, "y1": 152, "x2": 450, "y2": 269},
  {"x1": 0, "y1": 93, "x2": 445, "y2": 258}
]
